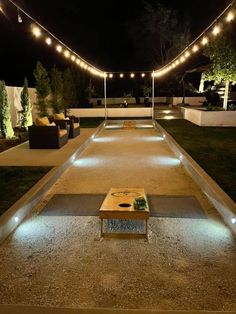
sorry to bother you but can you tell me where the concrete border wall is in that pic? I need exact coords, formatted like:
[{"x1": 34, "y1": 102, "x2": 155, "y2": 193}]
[
  {"x1": 155, "y1": 121, "x2": 236, "y2": 234},
  {"x1": 183, "y1": 107, "x2": 236, "y2": 126},
  {"x1": 170, "y1": 97, "x2": 206, "y2": 106}
]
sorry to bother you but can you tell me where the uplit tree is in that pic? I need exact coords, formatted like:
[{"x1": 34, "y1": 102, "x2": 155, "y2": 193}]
[
  {"x1": 203, "y1": 31, "x2": 236, "y2": 110},
  {"x1": 20, "y1": 78, "x2": 33, "y2": 130},
  {"x1": 50, "y1": 66, "x2": 64, "y2": 114},
  {"x1": 0, "y1": 81, "x2": 14, "y2": 139},
  {"x1": 33, "y1": 62, "x2": 51, "y2": 117}
]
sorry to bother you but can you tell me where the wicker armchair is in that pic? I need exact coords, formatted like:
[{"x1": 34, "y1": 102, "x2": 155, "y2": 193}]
[
  {"x1": 28, "y1": 122, "x2": 69, "y2": 149},
  {"x1": 53, "y1": 115, "x2": 80, "y2": 138}
]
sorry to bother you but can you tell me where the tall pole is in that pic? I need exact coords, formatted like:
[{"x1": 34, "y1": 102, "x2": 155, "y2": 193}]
[
  {"x1": 152, "y1": 71, "x2": 155, "y2": 120},
  {"x1": 223, "y1": 80, "x2": 230, "y2": 111},
  {"x1": 104, "y1": 74, "x2": 107, "y2": 120}
]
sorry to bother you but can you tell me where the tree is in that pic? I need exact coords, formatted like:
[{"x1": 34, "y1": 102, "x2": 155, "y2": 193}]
[
  {"x1": 203, "y1": 31, "x2": 236, "y2": 110},
  {"x1": 63, "y1": 68, "x2": 77, "y2": 110},
  {"x1": 50, "y1": 66, "x2": 64, "y2": 114},
  {"x1": 33, "y1": 62, "x2": 51, "y2": 117},
  {"x1": 20, "y1": 78, "x2": 33, "y2": 130},
  {"x1": 85, "y1": 80, "x2": 96, "y2": 104},
  {"x1": 127, "y1": 1, "x2": 190, "y2": 67},
  {"x1": 0, "y1": 81, "x2": 14, "y2": 139}
]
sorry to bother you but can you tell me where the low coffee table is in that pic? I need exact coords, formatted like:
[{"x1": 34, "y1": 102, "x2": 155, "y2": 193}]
[{"x1": 99, "y1": 188, "x2": 149, "y2": 239}]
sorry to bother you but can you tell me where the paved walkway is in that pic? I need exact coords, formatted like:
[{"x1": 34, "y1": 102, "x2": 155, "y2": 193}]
[
  {"x1": 0, "y1": 128, "x2": 95, "y2": 166},
  {"x1": 0, "y1": 121, "x2": 236, "y2": 311}
]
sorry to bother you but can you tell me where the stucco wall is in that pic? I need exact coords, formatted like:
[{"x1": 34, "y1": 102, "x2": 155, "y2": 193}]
[
  {"x1": 69, "y1": 108, "x2": 152, "y2": 118},
  {"x1": 6, "y1": 86, "x2": 37, "y2": 127}
]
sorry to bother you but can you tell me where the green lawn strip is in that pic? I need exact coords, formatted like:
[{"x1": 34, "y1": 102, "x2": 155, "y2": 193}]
[
  {"x1": 80, "y1": 117, "x2": 104, "y2": 128},
  {"x1": 0, "y1": 166, "x2": 52, "y2": 216},
  {"x1": 158, "y1": 120, "x2": 236, "y2": 202}
]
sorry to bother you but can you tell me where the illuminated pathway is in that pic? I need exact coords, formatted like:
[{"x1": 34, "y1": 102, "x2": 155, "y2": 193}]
[{"x1": 0, "y1": 121, "x2": 236, "y2": 311}]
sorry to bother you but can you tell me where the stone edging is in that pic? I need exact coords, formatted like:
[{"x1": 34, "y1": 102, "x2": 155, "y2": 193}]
[
  {"x1": 0, "y1": 122, "x2": 105, "y2": 244},
  {"x1": 154, "y1": 121, "x2": 236, "y2": 234}
]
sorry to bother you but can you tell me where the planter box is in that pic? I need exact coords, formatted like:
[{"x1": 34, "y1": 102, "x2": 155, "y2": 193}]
[{"x1": 183, "y1": 107, "x2": 236, "y2": 127}]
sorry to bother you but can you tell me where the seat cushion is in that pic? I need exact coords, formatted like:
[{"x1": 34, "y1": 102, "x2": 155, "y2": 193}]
[
  {"x1": 35, "y1": 117, "x2": 50, "y2": 126},
  {"x1": 59, "y1": 129, "x2": 67, "y2": 137},
  {"x1": 73, "y1": 123, "x2": 80, "y2": 129},
  {"x1": 54, "y1": 113, "x2": 65, "y2": 120}
]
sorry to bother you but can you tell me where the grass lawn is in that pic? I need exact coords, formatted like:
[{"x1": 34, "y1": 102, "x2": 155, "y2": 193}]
[
  {"x1": 80, "y1": 117, "x2": 104, "y2": 128},
  {"x1": 158, "y1": 119, "x2": 236, "y2": 202},
  {"x1": 0, "y1": 166, "x2": 52, "y2": 216}
]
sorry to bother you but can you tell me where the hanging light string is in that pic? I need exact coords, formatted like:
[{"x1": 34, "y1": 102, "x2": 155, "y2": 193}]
[
  {"x1": 6, "y1": 0, "x2": 106, "y2": 78},
  {"x1": 153, "y1": 0, "x2": 236, "y2": 78},
  {"x1": 3, "y1": 0, "x2": 236, "y2": 79}
]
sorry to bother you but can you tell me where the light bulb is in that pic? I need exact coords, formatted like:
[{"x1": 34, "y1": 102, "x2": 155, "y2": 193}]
[
  {"x1": 141, "y1": 73, "x2": 145, "y2": 78},
  {"x1": 201, "y1": 37, "x2": 209, "y2": 45},
  {"x1": 45, "y1": 37, "x2": 52, "y2": 45},
  {"x1": 64, "y1": 50, "x2": 70, "y2": 58},
  {"x1": 130, "y1": 73, "x2": 135, "y2": 78},
  {"x1": 120, "y1": 73, "x2": 124, "y2": 78},
  {"x1": 71, "y1": 55, "x2": 76, "y2": 62},
  {"x1": 185, "y1": 51, "x2": 190, "y2": 58},
  {"x1": 226, "y1": 11, "x2": 235, "y2": 22},
  {"x1": 109, "y1": 73, "x2": 113, "y2": 78},
  {"x1": 17, "y1": 9, "x2": 22, "y2": 23},
  {"x1": 212, "y1": 25, "x2": 221, "y2": 36},
  {"x1": 192, "y1": 45, "x2": 199, "y2": 53},
  {"x1": 32, "y1": 25, "x2": 41, "y2": 38}
]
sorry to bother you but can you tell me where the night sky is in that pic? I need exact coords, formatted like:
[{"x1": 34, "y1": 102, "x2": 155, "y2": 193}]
[{"x1": 0, "y1": 0, "x2": 233, "y2": 86}]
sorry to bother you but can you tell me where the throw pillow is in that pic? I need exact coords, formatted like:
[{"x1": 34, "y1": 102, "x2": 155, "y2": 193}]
[
  {"x1": 35, "y1": 116, "x2": 50, "y2": 126},
  {"x1": 54, "y1": 113, "x2": 65, "y2": 120}
]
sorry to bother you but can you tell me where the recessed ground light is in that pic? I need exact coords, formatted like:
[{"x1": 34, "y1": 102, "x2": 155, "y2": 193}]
[{"x1": 232, "y1": 217, "x2": 236, "y2": 224}]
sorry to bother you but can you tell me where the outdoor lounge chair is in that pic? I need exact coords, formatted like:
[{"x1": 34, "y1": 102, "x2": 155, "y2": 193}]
[
  {"x1": 52, "y1": 113, "x2": 80, "y2": 138},
  {"x1": 28, "y1": 121, "x2": 69, "y2": 149}
]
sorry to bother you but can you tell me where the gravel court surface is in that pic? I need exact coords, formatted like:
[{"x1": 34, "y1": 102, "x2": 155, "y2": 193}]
[{"x1": 0, "y1": 123, "x2": 236, "y2": 310}]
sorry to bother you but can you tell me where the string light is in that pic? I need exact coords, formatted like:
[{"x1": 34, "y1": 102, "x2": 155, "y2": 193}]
[
  {"x1": 201, "y1": 36, "x2": 209, "y2": 45},
  {"x1": 184, "y1": 51, "x2": 190, "y2": 58},
  {"x1": 45, "y1": 37, "x2": 52, "y2": 45},
  {"x1": 226, "y1": 11, "x2": 235, "y2": 22},
  {"x1": 17, "y1": 8, "x2": 22, "y2": 23},
  {"x1": 4, "y1": 0, "x2": 236, "y2": 80},
  {"x1": 56, "y1": 44, "x2": 62, "y2": 53},
  {"x1": 192, "y1": 44, "x2": 199, "y2": 53},
  {"x1": 31, "y1": 25, "x2": 41, "y2": 38},
  {"x1": 64, "y1": 50, "x2": 70, "y2": 58},
  {"x1": 153, "y1": 2, "x2": 235, "y2": 79},
  {"x1": 212, "y1": 25, "x2": 221, "y2": 36}
]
